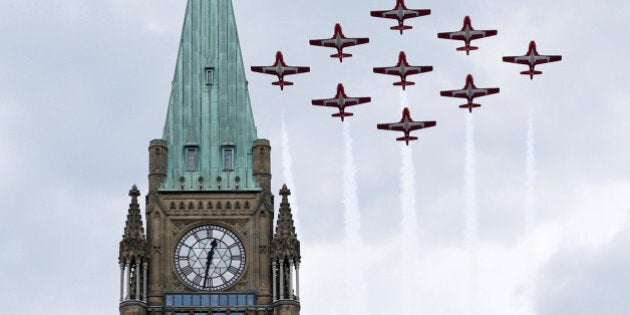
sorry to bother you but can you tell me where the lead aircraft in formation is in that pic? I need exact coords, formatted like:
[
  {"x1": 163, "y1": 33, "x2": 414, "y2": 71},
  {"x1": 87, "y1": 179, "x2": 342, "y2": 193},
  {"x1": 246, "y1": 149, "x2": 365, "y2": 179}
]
[
  {"x1": 373, "y1": 51, "x2": 433, "y2": 90},
  {"x1": 311, "y1": 83, "x2": 371, "y2": 122},
  {"x1": 250, "y1": 51, "x2": 310, "y2": 90},
  {"x1": 503, "y1": 41, "x2": 562, "y2": 79},
  {"x1": 309, "y1": 23, "x2": 369, "y2": 63},
  {"x1": 437, "y1": 16, "x2": 498, "y2": 55},
  {"x1": 440, "y1": 74, "x2": 500, "y2": 113},
  {"x1": 377, "y1": 107, "x2": 436, "y2": 145},
  {"x1": 370, "y1": 0, "x2": 431, "y2": 35}
]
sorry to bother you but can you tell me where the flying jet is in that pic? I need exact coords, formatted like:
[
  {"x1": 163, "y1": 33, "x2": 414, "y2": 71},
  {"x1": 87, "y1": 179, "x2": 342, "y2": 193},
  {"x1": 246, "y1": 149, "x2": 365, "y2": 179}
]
[
  {"x1": 250, "y1": 51, "x2": 310, "y2": 90},
  {"x1": 309, "y1": 23, "x2": 369, "y2": 62},
  {"x1": 373, "y1": 51, "x2": 433, "y2": 90},
  {"x1": 377, "y1": 107, "x2": 436, "y2": 145},
  {"x1": 440, "y1": 74, "x2": 500, "y2": 113},
  {"x1": 437, "y1": 16, "x2": 498, "y2": 55},
  {"x1": 311, "y1": 83, "x2": 371, "y2": 122},
  {"x1": 503, "y1": 41, "x2": 562, "y2": 79},
  {"x1": 370, "y1": 0, "x2": 431, "y2": 35}
]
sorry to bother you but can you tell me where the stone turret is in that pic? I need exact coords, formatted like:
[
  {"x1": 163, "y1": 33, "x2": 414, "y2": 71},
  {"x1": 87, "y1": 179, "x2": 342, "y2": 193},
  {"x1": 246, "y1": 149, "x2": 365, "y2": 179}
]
[
  {"x1": 119, "y1": 185, "x2": 149, "y2": 315},
  {"x1": 253, "y1": 138, "x2": 272, "y2": 194},
  {"x1": 271, "y1": 185, "x2": 301, "y2": 314},
  {"x1": 148, "y1": 139, "x2": 167, "y2": 194}
]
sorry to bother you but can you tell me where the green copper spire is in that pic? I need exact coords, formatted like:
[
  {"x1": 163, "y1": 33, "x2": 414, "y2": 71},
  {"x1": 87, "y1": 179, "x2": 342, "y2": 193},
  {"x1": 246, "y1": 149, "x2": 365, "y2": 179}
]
[{"x1": 161, "y1": 0, "x2": 259, "y2": 191}]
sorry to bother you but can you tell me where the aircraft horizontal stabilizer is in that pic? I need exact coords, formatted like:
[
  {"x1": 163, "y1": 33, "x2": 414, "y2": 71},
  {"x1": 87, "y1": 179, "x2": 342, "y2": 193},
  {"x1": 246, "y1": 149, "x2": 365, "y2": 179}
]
[
  {"x1": 391, "y1": 25, "x2": 413, "y2": 34},
  {"x1": 393, "y1": 81, "x2": 415, "y2": 90},
  {"x1": 520, "y1": 70, "x2": 542, "y2": 75},
  {"x1": 396, "y1": 136, "x2": 418, "y2": 145},
  {"x1": 332, "y1": 112, "x2": 353, "y2": 118},
  {"x1": 272, "y1": 81, "x2": 293, "y2": 86},
  {"x1": 330, "y1": 53, "x2": 352, "y2": 62},
  {"x1": 459, "y1": 103, "x2": 481, "y2": 109},
  {"x1": 332, "y1": 112, "x2": 353, "y2": 121}
]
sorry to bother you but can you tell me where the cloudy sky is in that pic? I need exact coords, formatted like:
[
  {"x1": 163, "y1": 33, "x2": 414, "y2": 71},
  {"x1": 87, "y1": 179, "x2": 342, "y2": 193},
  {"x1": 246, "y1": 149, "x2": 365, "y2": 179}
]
[{"x1": 0, "y1": 0, "x2": 628, "y2": 314}]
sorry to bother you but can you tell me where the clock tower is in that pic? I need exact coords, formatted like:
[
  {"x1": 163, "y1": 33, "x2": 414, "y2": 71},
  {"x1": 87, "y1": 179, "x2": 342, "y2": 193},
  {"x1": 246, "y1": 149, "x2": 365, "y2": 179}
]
[{"x1": 117, "y1": 1, "x2": 301, "y2": 315}]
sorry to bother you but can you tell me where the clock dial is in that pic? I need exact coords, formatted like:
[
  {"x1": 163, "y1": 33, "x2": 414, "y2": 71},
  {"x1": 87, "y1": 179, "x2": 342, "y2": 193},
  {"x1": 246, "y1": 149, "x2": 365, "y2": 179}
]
[{"x1": 174, "y1": 225, "x2": 246, "y2": 291}]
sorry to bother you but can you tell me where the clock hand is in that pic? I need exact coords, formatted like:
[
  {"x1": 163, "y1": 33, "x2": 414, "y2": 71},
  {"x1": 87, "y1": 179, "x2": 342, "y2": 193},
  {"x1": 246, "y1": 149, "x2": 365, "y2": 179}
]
[{"x1": 203, "y1": 239, "x2": 219, "y2": 289}]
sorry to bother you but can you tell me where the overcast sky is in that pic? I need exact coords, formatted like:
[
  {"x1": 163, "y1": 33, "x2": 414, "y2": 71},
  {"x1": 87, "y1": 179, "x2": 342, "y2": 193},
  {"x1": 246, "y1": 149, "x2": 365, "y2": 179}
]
[{"x1": 0, "y1": 0, "x2": 628, "y2": 314}]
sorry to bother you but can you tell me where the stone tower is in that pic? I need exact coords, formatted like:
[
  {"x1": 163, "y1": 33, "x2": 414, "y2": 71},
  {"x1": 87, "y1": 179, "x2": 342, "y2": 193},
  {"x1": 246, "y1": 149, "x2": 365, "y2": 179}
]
[{"x1": 117, "y1": 1, "x2": 301, "y2": 314}]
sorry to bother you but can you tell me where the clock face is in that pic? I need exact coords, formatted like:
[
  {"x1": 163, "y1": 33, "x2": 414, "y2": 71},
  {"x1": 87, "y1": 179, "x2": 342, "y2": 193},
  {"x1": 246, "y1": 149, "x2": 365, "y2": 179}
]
[{"x1": 174, "y1": 225, "x2": 246, "y2": 291}]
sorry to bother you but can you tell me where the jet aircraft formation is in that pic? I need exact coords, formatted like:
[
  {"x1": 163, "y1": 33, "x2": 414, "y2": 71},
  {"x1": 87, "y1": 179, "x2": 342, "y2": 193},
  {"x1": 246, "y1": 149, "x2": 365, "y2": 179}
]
[{"x1": 250, "y1": 0, "x2": 563, "y2": 145}]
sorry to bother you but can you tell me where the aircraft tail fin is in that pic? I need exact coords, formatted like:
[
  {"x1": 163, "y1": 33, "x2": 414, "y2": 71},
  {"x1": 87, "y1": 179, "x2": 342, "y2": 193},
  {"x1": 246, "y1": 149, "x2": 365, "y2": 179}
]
[
  {"x1": 332, "y1": 112, "x2": 353, "y2": 121},
  {"x1": 520, "y1": 70, "x2": 542, "y2": 80},
  {"x1": 393, "y1": 81, "x2": 415, "y2": 90},
  {"x1": 391, "y1": 24, "x2": 413, "y2": 35},
  {"x1": 457, "y1": 45, "x2": 479, "y2": 55},
  {"x1": 330, "y1": 53, "x2": 352, "y2": 62}
]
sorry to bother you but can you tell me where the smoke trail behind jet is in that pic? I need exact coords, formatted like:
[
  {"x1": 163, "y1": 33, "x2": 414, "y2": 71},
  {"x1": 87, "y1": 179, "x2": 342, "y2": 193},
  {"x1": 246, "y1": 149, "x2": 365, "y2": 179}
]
[
  {"x1": 525, "y1": 107, "x2": 536, "y2": 234},
  {"x1": 465, "y1": 114, "x2": 479, "y2": 315},
  {"x1": 280, "y1": 111, "x2": 301, "y2": 236},
  {"x1": 341, "y1": 121, "x2": 368, "y2": 314},
  {"x1": 399, "y1": 90, "x2": 420, "y2": 312}
]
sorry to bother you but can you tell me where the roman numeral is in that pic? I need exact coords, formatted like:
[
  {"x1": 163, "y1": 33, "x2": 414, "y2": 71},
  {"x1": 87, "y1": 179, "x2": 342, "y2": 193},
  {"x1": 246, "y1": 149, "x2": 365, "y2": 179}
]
[
  {"x1": 228, "y1": 266, "x2": 240, "y2": 275},
  {"x1": 193, "y1": 275, "x2": 202, "y2": 285},
  {"x1": 181, "y1": 266, "x2": 193, "y2": 276},
  {"x1": 231, "y1": 255, "x2": 242, "y2": 261}
]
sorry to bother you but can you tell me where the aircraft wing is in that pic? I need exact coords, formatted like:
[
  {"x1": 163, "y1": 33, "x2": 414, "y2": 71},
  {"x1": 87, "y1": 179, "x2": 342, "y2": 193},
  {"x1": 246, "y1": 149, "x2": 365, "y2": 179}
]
[
  {"x1": 473, "y1": 87, "x2": 500, "y2": 98},
  {"x1": 373, "y1": 66, "x2": 402, "y2": 76},
  {"x1": 312, "y1": 96, "x2": 371, "y2": 107},
  {"x1": 309, "y1": 37, "x2": 369, "y2": 48},
  {"x1": 437, "y1": 29, "x2": 497, "y2": 41},
  {"x1": 377, "y1": 122, "x2": 404, "y2": 131},
  {"x1": 283, "y1": 66, "x2": 311, "y2": 75},
  {"x1": 533, "y1": 55, "x2": 563, "y2": 65},
  {"x1": 404, "y1": 66, "x2": 433, "y2": 75},
  {"x1": 371, "y1": 9, "x2": 430, "y2": 19},
  {"x1": 440, "y1": 89, "x2": 469, "y2": 98},
  {"x1": 502, "y1": 56, "x2": 531, "y2": 65},
  {"x1": 341, "y1": 37, "x2": 369, "y2": 48},
  {"x1": 377, "y1": 120, "x2": 435, "y2": 132},
  {"x1": 440, "y1": 87, "x2": 500, "y2": 99},
  {"x1": 469, "y1": 29, "x2": 497, "y2": 40},
  {"x1": 408, "y1": 121, "x2": 436, "y2": 131},
  {"x1": 251, "y1": 66, "x2": 278, "y2": 75}
]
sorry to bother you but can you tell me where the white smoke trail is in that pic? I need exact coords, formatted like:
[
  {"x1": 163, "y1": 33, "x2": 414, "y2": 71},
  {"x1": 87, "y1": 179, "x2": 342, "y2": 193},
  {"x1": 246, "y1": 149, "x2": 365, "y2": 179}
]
[
  {"x1": 280, "y1": 111, "x2": 301, "y2": 236},
  {"x1": 465, "y1": 114, "x2": 479, "y2": 315},
  {"x1": 525, "y1": 106, "x2": 536, "y2": 234},
  {"x1": 342, "y1": 122, "x2": 361, "y2": 245},
  {"x1": 399, "y1": 91, "x2": 420, "y2": 313},
  {"x1": 341, "y1": 121, "x2": 367, "y2": 314},
  {"x1": 523, "y1": 105, "x2": 537, "y2": 312}
]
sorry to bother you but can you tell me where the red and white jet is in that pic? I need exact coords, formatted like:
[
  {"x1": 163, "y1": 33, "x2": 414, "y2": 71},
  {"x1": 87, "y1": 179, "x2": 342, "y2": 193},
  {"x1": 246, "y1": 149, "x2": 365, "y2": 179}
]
[
  {"x1": 370, "y1": 0, "x2": 431, "y2": 35},
  {"x1": 503, "y1": 41, "x2": 562, "y2": 79},
  {"x1": 437, "y1": 16, "x2": 498, "y2": 55},
  {"x1": 440, "y1": 74, "x2": 500, "y2": 113},
  {"x1": 250, "y1": 51, "x2": 310, "y2": 90},
  {"x1": 309, "y1": 23, "x2": 369, "y2": 63},
  {"x1": 373, "y1": 51, "x2": 433, "y2": 90},
  {"x1": 311, "y1": 83, "x2": 371, "y2": 122},
  {"x1": 377, "y1": 107, "x2": 436, "y2": 145}
]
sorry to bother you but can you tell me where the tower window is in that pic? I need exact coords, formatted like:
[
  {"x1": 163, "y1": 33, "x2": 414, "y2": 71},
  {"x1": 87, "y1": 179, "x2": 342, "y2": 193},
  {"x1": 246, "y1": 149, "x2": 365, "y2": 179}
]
[
  {"x1": 186, "y1": 147, "x2": 198, "y2": 171},
  {"x1": 223, "y1": 147, "x2": 234, "y2": 171},
  {"x1": 205, "y1": 67, "x2": 215, "y2": 86}
]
